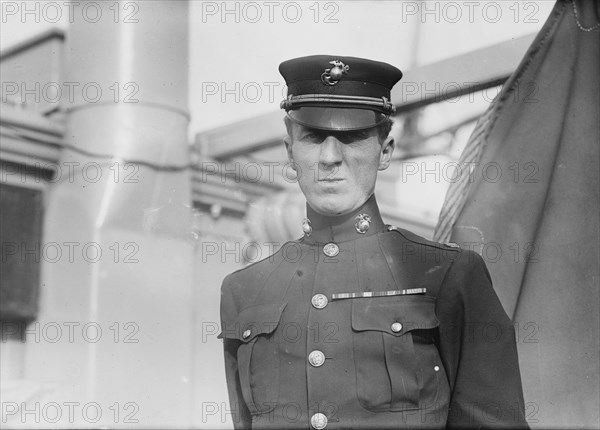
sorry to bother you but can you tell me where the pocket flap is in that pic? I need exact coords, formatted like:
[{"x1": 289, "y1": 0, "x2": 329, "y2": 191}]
[
  {"x1": 219, "y1": 303, "x2": 287, "y2": 342},
  {"x1": 352, "y1": 295, "x2": 438, "y2": 336}
]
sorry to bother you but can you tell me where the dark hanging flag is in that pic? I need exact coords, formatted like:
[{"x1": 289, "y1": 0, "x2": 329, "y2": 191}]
[{"x1": 434, "y1": 0, "x2": 599, "y2": 428}]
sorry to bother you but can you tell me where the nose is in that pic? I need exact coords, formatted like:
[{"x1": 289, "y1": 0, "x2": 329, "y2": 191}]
[{"x1": 319, "y1": 135, "x2": 343, "y2": 167}]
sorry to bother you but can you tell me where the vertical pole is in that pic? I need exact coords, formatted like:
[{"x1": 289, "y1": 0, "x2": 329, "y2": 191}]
[{"x1": 24, "y1": 1, "x2": 193, "y2": 427}]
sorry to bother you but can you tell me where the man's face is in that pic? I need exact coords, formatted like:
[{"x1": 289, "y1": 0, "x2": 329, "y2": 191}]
[{"x1": 284, "y1": 121, "x2": 394, "y2": 216}]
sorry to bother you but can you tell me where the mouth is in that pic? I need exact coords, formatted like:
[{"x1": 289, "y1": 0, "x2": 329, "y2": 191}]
[{"x1": 318, "y1": 178, "x2": 345, "y2": 183}]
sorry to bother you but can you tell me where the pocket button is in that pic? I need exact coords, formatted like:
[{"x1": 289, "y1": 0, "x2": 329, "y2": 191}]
[{"x1": 391, "y1": 322, "x2": 403, "y2": 333}]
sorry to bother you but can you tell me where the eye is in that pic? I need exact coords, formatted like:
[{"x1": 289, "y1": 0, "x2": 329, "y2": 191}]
[
  {"x1": 338, "y1": 131, "x2": 370, "y2": 144},
  {"x1": 300, "y1": 132, "x2": 325, "y2": 142}
]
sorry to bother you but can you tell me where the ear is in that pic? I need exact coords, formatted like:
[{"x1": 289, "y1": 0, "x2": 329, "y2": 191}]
[
  {"x1": 378, "y1": 135, "x2": 395, "y2": 171},
  {"x1": 284, "y1": 135, "x2": 295, "y2": 165}
]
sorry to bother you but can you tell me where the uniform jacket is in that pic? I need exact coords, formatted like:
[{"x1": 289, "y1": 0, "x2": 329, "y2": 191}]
[{"x1": 219, "y1": 195, "x2": 528, "y2": 429}]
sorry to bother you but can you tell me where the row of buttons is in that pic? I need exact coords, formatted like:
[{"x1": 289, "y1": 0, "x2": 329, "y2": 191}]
[
  {"x1": 310, "y1": 292, "x2": 328, "y2": 428},
  {"x1": 310, "y1": 294, "x2": 327, "y2": 369}
]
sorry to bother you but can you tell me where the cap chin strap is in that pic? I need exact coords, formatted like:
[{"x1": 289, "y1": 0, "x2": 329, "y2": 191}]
[{"x1": 281, "y1": 94, "x2": 396, "y2": 115}]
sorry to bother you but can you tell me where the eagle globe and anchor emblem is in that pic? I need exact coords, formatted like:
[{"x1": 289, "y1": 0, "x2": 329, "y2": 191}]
[{"x1": 321, "y1": 60, "x2": 349, "y2": 86}]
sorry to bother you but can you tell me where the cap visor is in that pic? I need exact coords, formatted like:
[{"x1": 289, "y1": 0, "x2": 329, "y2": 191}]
[{"x1": 287, "y1": 107, "x2": 386, "y2": 131}]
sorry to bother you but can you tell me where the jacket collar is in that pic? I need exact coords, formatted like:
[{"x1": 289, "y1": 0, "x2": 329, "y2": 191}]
[{"x1": 302, "y1": 194, "x2": 385, "y2": 244}]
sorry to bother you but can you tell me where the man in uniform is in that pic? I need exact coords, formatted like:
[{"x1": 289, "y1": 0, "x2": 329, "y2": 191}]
[{"x1": 219, "y1": 55, "x2": 528, "y2": 429}]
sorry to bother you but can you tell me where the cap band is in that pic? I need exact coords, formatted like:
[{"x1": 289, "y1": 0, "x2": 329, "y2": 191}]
[{"x1": 287, "y1": 79, "x2": 392, "y2": 100}]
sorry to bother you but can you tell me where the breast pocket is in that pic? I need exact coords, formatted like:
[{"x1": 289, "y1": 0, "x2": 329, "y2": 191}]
[
  {"x1": 221, "y1": 303, "x2": 287, "y2": 415},
  {"x1": 351, "y1": 295, "x2": 447, "y2": 412}
]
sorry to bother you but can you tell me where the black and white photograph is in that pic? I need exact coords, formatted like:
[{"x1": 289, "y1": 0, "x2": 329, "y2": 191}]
[{"x1": 1, "y1": 0, "x2": 598, "y2": 428}]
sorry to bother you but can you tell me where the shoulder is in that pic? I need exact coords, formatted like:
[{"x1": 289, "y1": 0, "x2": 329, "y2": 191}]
[
  {"x1": 382, "y1": 225, "x2": 491, "y2": 290},
  {"x1": 378, "y1": 226, "x2": 464, "y2": 296},
  {"x1": 224, "y1": 240, "x2": 295, "y2": 277},
  {"x1": 220, "y1": 240, "x2": 298, "y2": 295},
  {"x1": 384, "y1": 225, "x2": 463, "y2": 254}
]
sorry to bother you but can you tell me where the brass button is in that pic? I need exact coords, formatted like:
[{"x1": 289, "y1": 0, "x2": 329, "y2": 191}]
[
  {"x1": 310, "y1": 413, "x2": 328, "y2": 429},
  {"x1": 323, "y1": 243, "x2": 339, "y2": 257},
  {"x1": 311, "y1": 294, "x2": 328, "y2": 309},
  {"x1": 391, "y1": 322, "x2": 403, "y2": 333},
  {"x1": 242, "y1": 329, "x2": 251, "y2": 339},
  {"x1": 308, "y1": 350, "x2": 326, "y2": 367},
  {"x1": 434, "y1": 366, "x2": 440, "y2": 372}
]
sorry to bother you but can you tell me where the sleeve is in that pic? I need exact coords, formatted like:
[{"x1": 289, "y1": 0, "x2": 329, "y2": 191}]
[
  {"x1": 436, "y1": 250, "x2": 529, "y2": 429},
  {"x1": 219, "y1": 277, "x2": 252, "y2": 429}
]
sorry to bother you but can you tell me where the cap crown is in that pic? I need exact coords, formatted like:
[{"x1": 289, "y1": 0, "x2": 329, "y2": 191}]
[
  {"x1": 279, "y1": 55, "x2": 403, "y2": 102},
  {"x1": 279, "y1": 55, "x2": 402, "y2": 131}
]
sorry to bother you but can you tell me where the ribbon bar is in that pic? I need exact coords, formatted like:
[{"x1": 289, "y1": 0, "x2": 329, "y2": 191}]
[{"x1": 331, "y1": 288, "x2": 427, "y2": 301}]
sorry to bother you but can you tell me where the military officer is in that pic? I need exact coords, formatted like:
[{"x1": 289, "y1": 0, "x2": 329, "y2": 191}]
[{"x1": 219, "y1": 55, "x2": 528, "y2": 429}]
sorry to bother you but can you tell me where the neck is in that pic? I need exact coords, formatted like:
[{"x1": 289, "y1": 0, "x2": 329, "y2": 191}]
[{"x1": 304, "y1": 194, "x2": 385, "y2": 244}]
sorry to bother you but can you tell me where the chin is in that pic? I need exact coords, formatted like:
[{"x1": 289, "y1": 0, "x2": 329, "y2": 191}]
[{"x1": 310, "y1": 196, "x2": 355, "y2": 216}]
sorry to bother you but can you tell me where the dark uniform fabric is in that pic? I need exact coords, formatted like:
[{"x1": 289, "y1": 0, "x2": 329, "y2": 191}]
[{"x1": 219, "y1": 195, "x2": 528, "y2": 429}]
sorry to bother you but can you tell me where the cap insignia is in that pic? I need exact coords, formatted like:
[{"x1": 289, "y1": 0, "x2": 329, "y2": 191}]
[{"x1": 321, "y1": 60, "x2": 349, "y2": 86}]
